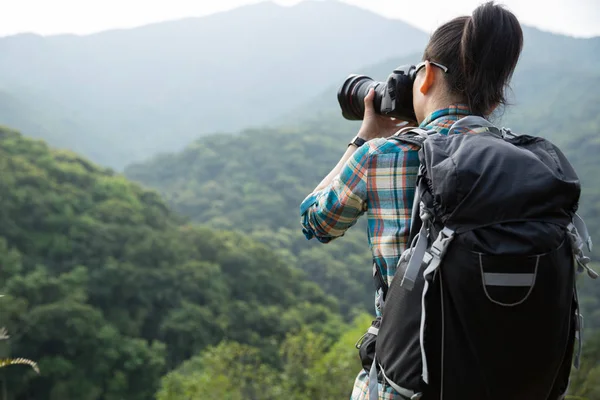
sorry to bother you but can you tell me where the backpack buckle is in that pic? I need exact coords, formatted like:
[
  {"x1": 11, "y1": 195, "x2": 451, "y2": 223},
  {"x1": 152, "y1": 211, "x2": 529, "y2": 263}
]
[{"x1": 430, "y1": 227, "x2": 455, "y2": 259}]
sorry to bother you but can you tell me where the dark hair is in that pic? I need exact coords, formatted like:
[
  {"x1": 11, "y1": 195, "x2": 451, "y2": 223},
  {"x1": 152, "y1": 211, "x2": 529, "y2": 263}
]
[{"x1": 423, "y1": 1, "x2": 523, "y2": 116}]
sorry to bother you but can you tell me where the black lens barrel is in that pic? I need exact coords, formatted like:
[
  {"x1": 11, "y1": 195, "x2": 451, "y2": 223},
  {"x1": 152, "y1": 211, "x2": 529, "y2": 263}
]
[
  {"x1": 337, "y1": 75, "x2": 377, "y2": 120},
  {"x1": 337, "y1": 65, "x2": 418, "y2": 122}
]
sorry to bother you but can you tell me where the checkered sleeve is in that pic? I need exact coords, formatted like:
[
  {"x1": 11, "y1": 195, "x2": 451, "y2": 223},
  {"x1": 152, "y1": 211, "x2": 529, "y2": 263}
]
[{"x1": 300, "y1": 144, "x2": 371, "y2": 243}]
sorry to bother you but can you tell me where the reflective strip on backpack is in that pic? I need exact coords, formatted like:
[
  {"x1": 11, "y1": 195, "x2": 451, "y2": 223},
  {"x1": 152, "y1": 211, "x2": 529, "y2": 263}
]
[{"x1": 483, "y1": 273, "x2": 536, "y2": 287}]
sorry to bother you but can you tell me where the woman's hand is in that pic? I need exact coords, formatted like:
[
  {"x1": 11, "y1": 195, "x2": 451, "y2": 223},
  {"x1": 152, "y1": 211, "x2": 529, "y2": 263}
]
[{"x1": 357, "y1": 88, "x2": 417, "y2": 141}]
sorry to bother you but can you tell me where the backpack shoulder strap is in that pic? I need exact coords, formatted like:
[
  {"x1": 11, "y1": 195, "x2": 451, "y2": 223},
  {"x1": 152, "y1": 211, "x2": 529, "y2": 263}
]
[
  {"x1": 373, "y1": 127, "x2": 437, "y2": 301},
  {"x1": 449, "y1": 115, "x2": 517, "y2": 139},
  {"x1": 387, "y1": 126, "x2": 437, "y2": 149}
]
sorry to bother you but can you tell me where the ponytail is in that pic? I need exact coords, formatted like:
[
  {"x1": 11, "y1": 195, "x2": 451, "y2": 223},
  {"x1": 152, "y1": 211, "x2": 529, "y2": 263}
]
[{"x1": 424, "y1": 1, "x2": 523, "y2": 116}]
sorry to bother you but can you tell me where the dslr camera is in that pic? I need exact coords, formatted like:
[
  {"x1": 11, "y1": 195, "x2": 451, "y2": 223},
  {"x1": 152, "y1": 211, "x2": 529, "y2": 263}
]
[{"x1": 337, "y1": 64, "x2": 419, "y2": 122}]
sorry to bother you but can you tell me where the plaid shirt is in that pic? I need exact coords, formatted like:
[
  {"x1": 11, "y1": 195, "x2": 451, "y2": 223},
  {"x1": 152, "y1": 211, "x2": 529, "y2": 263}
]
[{"x1": 300, "y1": 105, "x2": 484, "y2": 400}]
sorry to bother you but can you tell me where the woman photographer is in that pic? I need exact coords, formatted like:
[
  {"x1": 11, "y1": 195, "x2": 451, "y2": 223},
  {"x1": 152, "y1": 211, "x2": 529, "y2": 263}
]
[{"x1": 300, "y1": 2, "x2": 523, "y2": 399}]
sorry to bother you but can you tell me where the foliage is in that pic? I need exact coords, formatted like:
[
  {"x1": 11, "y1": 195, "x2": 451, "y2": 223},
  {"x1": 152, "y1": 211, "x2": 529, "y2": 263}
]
[
  {"x1": 157, "y1": 341, "x2": 283, "y2": 400},
  {"x1": 126, "y1": 124, "x2": 375, "y2": 317},
  {"x1": 0, "y1": 295, "x2": 39, "y2": 376},
  {"x1": 124, "y1": 29, "x2": 600, "y2": 398},
  {"x1": 568, "y1": 330, "x2": 600, "y2": 400},
  {"x1": 0, "y1": 8, "x2": 599, "y2": 399},
  {"x1": 0, "y1": 126, "x2": 341, "y2": 400},
  {"x1": 157, "y1": 314, "x2": 372, "y2": 400},
  {"x1": 126, "y1": 40, "x2": 600, "y2": 331},
  {"x1": 0, "y1": 359, "x2": 39, "y2": 374},
  {"x1": 156, "y1": 314, "x2": 600, "y2": 399}
]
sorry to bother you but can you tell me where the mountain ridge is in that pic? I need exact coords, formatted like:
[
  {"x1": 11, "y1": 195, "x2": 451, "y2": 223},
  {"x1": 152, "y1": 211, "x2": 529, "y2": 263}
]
[
  {"x1": 0, "y1": 0, "x2": 428, "y2": 168},
  {"x1": 1, "y1": 1, "x2": 598, "y2": 170},
  {"x1": 3, "y1": 0, "x2": 599, "y2": 41}
]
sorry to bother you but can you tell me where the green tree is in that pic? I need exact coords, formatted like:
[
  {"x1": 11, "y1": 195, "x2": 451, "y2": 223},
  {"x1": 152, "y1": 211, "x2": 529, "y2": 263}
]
[
  {"x1": 0, "y1": 126, "x2": 342, "y2": 399},
  {"x1": 157, "y1": 341, "x2": 283, "y2": 400}
]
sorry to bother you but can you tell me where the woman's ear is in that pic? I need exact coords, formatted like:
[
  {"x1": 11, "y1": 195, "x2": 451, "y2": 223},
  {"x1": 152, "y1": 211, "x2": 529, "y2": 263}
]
[{"x1": 419, "y1": 61, "x2": 436, "y2": 95}]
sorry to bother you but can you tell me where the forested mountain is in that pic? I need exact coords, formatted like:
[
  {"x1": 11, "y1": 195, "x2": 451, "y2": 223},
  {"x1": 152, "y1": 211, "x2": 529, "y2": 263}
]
[
  {"x1": 126, "y1": 124, "x2": 376, "y2": 315},
  {"x1": 1, "y1": 119, "x2": 597, "y2": 399},
  {"x1": 0, "y1": 125, "x2": 344, "y2": 399},
  {"x1": 2, "y1": 2, "x2": 599, "y2": 398},
  {"x1": 125, "y1": 25, "x2": 600, "y2": 326},
  {"x1": 0, "y1": 0, "x2": 427, "y2": 168},
  {"x1": 125, "y1": 22, "x2": 600, "y2": 397}
]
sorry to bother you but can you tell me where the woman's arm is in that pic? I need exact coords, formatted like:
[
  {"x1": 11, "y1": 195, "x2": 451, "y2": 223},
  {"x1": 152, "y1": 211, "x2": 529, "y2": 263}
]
[
  {"x1": 300, "y1": 144, "x2": 371, "y2": 243},
  {"x1": 312, "y1": 144, "x2": 360, "y2": 193},
  {"x1": 312, "y1": 89, "x2": 410, "y2": 193},
  {"x1": 300, "y1": 89, "x2": 414, "y2": 243}
]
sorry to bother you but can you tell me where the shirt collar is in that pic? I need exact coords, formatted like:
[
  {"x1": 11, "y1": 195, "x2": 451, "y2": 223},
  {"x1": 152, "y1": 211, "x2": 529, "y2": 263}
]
[{"x1": 419, "y1": 104, "x2": 472, "y2": 135}]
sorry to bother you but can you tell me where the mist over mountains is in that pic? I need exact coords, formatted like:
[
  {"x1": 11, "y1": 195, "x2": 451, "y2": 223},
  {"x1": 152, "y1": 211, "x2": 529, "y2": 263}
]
[
  {"x1": 0, "y1": 0, "x2": 428, "y2": 168},
  {"x1": 2, "y1": 1, "x2": 597, "y2": 170}
]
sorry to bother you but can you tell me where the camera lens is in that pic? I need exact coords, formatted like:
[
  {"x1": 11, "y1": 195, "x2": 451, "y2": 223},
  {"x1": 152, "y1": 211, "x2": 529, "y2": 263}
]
[
  {"x1": 337, "y1": 65, "x2": 417, "y2": 121},
  {"x1": 337, "y1": 75, "x2": 383, "y2": 120}
]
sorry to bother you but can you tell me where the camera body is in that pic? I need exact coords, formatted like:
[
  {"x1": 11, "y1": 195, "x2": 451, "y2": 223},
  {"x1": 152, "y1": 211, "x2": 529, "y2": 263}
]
[{"x1": 337, "y1": 64, "x2": 417, "y2": 122}]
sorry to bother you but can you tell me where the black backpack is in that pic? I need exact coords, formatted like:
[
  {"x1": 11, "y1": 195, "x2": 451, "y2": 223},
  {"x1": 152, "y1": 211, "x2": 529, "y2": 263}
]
[{"x1": 358, "y1": 116, "x2": 597, "y2": 400}]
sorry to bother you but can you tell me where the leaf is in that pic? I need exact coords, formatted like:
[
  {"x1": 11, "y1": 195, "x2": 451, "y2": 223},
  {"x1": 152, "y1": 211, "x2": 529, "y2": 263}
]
[
  {"x1": 0, "y1": 327, "x2": 9, "y2": 340},
  {"x1": 0, "y1": 358, "x2": 40, "y2": 374}
]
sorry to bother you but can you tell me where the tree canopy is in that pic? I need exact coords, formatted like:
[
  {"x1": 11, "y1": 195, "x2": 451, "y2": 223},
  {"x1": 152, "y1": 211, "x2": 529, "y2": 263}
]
[{"x1": 0, "y1": 126, "x2": 342, "y2": 399}]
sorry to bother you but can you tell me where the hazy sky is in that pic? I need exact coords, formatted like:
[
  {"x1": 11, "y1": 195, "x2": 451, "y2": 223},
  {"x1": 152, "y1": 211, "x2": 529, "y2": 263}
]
[{"x1": 2, "y1": 0, "x2": 599, "y2": 38}]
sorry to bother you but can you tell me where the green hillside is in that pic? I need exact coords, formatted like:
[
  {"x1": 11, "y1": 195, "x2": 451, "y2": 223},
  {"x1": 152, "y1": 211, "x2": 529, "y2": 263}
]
[
  {"x1": 2, "y1": 3, "x2": 599, "y2": 398},
  {"x1": 0, "y1": 125, "x2": 342, "y2": 400},
  {"x1": 0, "y1": 123, "x2": 596, "y2": 400},
  {"x1": 0, "y1": 1, "x2": 427, "y2": 169},
  {"x1": 125, "y1": 124, "x2": 377, "y2": 316},
  {"x1": 123, "y1": 76, "x2": 600, "y2": 400},
  {"x1": 125, "y1": 26, "x2": 600, "y2": 321}
]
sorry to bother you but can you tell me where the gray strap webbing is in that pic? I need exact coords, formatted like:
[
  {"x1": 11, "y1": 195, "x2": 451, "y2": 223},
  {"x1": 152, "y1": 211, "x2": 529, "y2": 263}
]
[
  {"x1": 393, "y1": 126, "x2": 424, "y2": 137},
  {"x1": 568, "y1": 217, "x2": 598, "y2": 279},
  {"x1": 569, "y1": 214, "x2": 594, "y2": 368},
  {"x1": 574, "y1": 281, "x2": 583, "y2": 369},
  {"x1": 389, "y1": 127, "x2": 436, "y2": 149},
  {"x1": 429, "y1": 227, "x2": 455, "y2": 259},
  {"x1": 449, "y1": 115, "x2": 493, "y2": 129},
  {"x1": 392, "y1": 127, "x2": 436, "y2": 139},
  {"x1": 401, "y1": 222, "x2": 428, "y2": 291},
  {"x1": 419, "y1": 252, "x2": 442, "y2": 384},
  {"x1": 370, "y1": 358, "x2": 419, "y2": 399},
  {"x1": 408, "y1": 185, "x2": 422, "y2": 237},
  {"x1": 380, "y1": 367, "x2": 417, "y2": 398},
  {"x1": 418, "y1": 227, "x2": 455, "y2": 384},
  {"x1": 574, "y1": 213, "x2": 592, "y2": 252},
  {"x1": 449, "y1": 115, "x2": 502, "y2": 137},
  {"x1": 369, "y1": 358, "x2": 379, "y2": 400},
  {"x1": 401, "y1": 186, "x2": 435, "y2": 291},
  {"x1": 367, "y1": 326, "x2": 379, "y2": 336},
  {"x1": 483, "y1": 273, "x2": 535, "y2": 287},
  {"x1": 575, "y1": 313, "x2": 583, "y2": 369},
  {"x1": 410, "y1": 128, "x2": 431, "y2": 138}
]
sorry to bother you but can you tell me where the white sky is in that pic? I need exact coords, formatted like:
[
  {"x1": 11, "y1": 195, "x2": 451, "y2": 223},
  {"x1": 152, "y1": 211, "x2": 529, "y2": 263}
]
[{"x1": 1, "y1": 0, "x2": 599, "y2": 38}]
